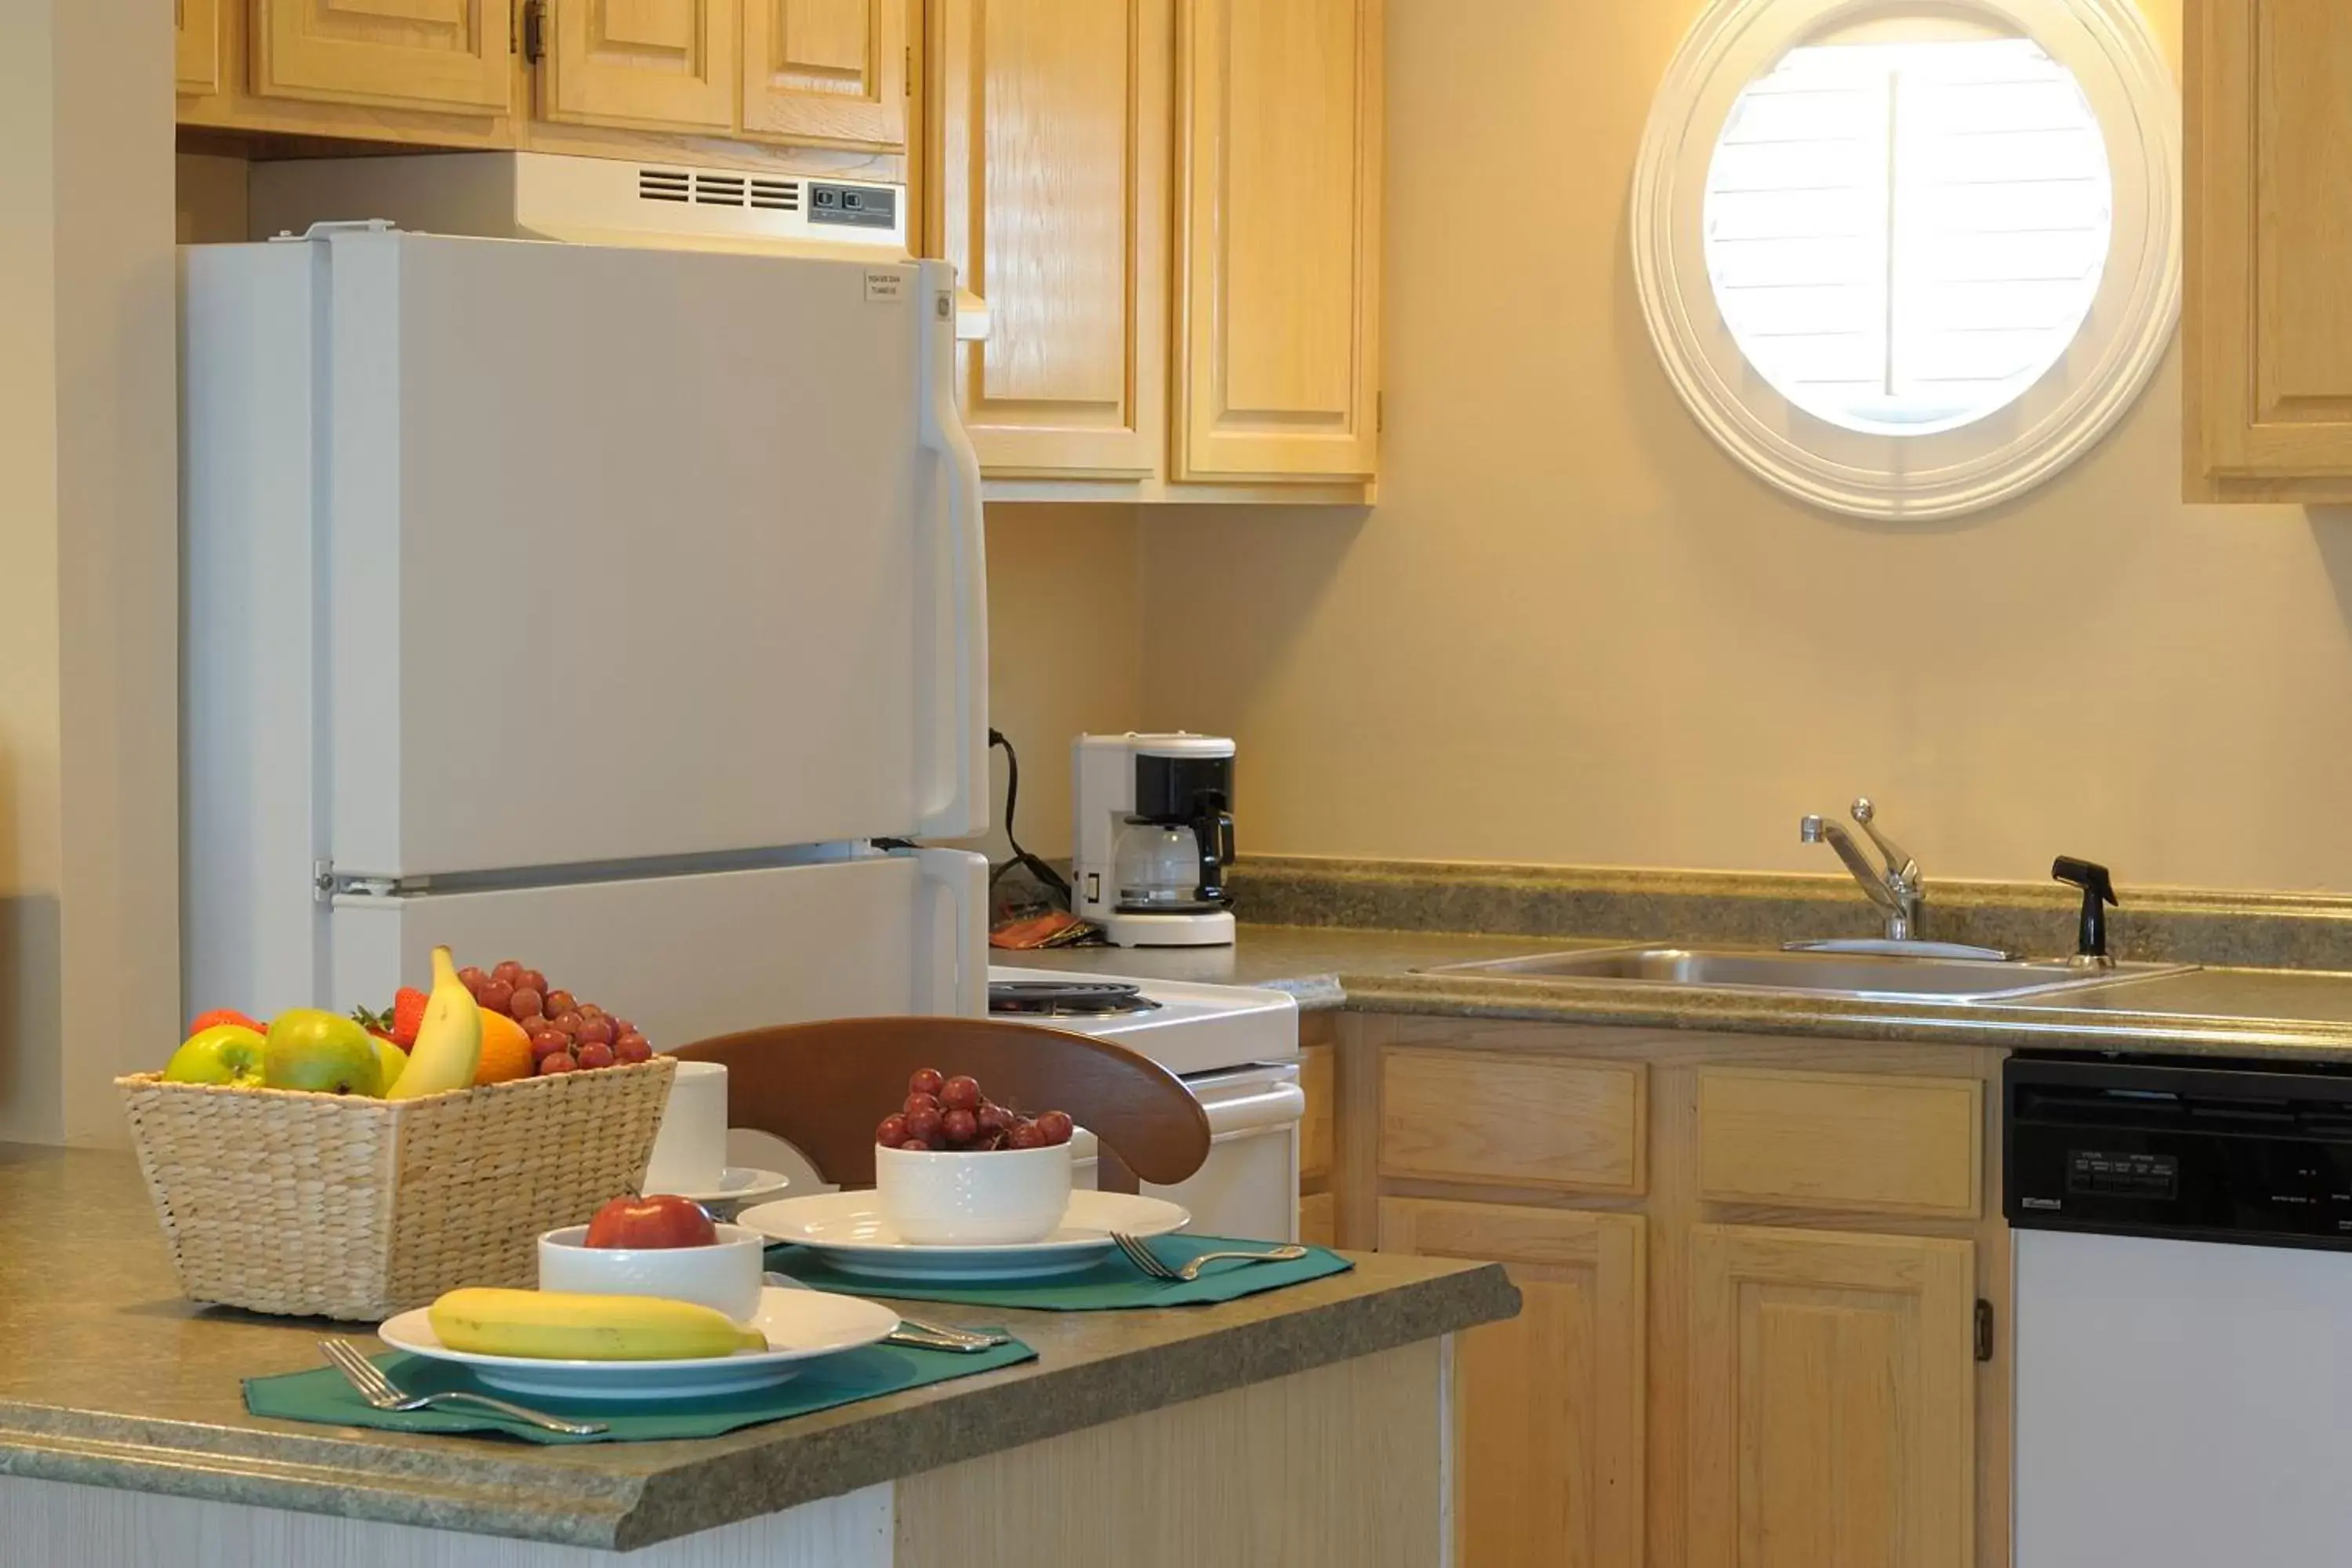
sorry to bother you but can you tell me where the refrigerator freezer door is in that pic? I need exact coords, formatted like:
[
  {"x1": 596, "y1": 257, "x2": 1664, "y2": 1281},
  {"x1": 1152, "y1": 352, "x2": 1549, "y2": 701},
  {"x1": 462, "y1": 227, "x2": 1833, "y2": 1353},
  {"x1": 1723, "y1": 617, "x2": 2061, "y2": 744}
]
[
  {"x1": 268, "y1": 227, "x2": 982, "y2": 877},
  {"x1": 325, "y1": 850, "x2": 985, "y2": 1047}
]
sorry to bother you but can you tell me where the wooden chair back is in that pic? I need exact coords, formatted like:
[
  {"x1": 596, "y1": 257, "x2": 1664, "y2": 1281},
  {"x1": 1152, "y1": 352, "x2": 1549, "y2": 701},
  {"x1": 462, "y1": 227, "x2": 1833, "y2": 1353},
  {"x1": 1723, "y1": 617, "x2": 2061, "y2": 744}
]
[{"x1": 670, "y1": 1015, "x2": 1212, "y2": 1190}]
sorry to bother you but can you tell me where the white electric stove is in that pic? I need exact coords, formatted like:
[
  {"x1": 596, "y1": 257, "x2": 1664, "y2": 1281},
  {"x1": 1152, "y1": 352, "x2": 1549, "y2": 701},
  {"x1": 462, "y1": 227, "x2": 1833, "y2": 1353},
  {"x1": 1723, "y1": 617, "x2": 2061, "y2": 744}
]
[{"x1": 987, "y1": 966, "x2": 1304, "y2": 1243}]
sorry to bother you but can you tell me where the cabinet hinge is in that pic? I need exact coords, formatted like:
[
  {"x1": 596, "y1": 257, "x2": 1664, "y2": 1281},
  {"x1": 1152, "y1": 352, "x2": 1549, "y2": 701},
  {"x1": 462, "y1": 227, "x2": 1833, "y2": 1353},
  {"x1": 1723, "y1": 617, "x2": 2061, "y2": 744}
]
[
  {"x1": 523, "y1": 0, "x2": 546, "y2": 64},
  {"x1": 1376, "y1": 390, "x2": 1385, "y2": 434},
  {"x1": 1973, "y1": 1298, "x2": 1994, "y2": 1363},
  {"x1": 906, "y1": 45, "x2": 913, "y2": 95}
]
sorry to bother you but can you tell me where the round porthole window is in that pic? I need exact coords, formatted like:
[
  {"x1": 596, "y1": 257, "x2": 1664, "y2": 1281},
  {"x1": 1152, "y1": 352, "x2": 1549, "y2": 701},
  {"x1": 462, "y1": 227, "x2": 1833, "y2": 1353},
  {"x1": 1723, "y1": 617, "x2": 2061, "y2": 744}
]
[{"x1": 1633, "y1": 0, "x2": 2178, "y2": 520}]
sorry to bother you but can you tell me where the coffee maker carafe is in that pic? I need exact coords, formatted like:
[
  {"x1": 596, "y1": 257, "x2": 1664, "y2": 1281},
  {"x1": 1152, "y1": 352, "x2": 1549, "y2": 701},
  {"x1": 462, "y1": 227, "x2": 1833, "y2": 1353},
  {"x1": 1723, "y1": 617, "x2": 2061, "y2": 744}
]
[{"x1": 1072, "y1": 734, "x2": 1236, "y2": 947}]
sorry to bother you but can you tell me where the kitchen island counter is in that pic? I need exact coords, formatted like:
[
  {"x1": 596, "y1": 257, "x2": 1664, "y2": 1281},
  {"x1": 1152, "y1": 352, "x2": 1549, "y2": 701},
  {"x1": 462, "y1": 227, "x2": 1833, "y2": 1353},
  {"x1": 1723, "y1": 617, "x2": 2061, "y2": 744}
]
[{"x1": 0, "y1": 1145, "x2": 1514, "y2": 1563}]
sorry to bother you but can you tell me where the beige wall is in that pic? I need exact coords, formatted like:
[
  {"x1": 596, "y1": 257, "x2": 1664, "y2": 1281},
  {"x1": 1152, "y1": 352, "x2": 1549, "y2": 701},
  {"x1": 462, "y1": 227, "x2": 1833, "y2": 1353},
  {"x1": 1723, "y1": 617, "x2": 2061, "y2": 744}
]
[
  {"x1": 1113, "y1": 0, "x2": 2352, "y2": 895},
  {"x1": 176, "y1": 152, "x2": 249, "y2": 242},
  {"x1": 978, "y1": 505, "x2": 1145, "y2": 865},
  {"x1": 0, "y1": 0, "x2": 180, "y2": 1144}
]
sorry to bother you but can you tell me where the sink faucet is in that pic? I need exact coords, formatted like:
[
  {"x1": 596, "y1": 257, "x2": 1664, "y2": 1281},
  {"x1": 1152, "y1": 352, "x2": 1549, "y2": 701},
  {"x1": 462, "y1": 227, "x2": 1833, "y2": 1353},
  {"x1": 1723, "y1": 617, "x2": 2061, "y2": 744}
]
[{"x1": 1801, "y1": 797, "x2": 1923, "y2": 942}]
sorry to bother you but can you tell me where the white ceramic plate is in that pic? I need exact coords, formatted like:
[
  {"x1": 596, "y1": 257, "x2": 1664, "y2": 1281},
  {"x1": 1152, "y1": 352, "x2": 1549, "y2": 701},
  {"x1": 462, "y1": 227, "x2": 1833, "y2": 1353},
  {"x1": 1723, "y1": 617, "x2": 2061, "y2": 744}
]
[
  {"x1": 376, "y1": 1287, "x2": 899, "y2": 1401},
  {"x1": 662, "y1": 1167, "x2": 793, "y2": 1211},
  {"x1": 740, "y1": 1189, "x2": 1191, "y2": 1282}
]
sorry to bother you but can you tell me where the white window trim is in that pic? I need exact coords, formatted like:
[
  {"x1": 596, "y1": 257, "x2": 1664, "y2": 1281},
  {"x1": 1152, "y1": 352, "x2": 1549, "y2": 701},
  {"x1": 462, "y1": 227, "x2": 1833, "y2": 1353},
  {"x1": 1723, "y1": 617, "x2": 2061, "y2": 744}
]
[{"x1": 1632, "y1": 0, "x2": 2180, "y2": 521}]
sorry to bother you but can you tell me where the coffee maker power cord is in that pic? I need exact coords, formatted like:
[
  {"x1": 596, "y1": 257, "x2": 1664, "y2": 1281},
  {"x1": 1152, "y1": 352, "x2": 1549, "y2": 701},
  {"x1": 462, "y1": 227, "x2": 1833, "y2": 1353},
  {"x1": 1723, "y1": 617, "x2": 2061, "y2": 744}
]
[{"x1": 989, "y1": 728, "x2": 1072, "y2": 906}]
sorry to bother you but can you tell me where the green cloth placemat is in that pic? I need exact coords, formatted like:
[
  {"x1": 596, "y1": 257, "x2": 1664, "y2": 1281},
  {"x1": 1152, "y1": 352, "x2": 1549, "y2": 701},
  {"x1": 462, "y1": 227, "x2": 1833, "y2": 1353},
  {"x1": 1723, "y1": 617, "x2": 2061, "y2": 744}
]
[
  {"x1": 244, "y1": 1337, "x2": 1034, "y2": 1445},
  {"x1": 764, "y1": 1234, "x2": 1352, "y2": 1311}
]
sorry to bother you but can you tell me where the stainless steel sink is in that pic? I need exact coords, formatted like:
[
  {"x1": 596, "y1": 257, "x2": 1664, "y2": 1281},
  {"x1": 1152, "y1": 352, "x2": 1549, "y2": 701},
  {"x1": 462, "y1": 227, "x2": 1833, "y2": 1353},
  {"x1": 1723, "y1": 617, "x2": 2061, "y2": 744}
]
[{"x1": 1421, "y1": 946, "x2": 2193, "y2": 1002}]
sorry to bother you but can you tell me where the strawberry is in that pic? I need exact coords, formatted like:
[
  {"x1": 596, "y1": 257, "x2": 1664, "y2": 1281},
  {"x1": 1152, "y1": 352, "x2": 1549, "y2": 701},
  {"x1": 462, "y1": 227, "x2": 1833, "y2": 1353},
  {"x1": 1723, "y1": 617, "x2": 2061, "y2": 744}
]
[
  {"x1": 188, "y1": 1007, "x2": 265, "y2": 1036},
  {"x1": 390, "y1": 986, "x2": 430, "y2": 1048},
  {"x1": 349, "y1": 1004, "x2": 404, "y2": 1051}
]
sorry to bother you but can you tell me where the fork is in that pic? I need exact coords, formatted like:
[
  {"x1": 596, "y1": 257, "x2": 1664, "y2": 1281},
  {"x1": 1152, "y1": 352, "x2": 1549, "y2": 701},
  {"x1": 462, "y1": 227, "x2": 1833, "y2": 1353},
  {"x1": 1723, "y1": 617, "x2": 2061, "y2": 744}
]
[
  {"x1": 1111, "y1": 1234, "x2": 1311, "y2": 1283},
  {"x1": 318, "y1": 1339, "x2": 608, "y2": 1436},
  {"x1": 761, "y1": 1273, "x2": 1009, "y2": 1353}
]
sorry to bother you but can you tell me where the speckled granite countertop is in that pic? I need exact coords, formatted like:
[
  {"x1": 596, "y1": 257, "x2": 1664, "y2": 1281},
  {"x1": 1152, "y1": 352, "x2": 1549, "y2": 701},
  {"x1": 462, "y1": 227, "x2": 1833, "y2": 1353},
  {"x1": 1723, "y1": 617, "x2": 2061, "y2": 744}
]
[
  {"x1": 998, "y1": 927, "x2": 1598, "y2": 1011},
  {"x1": 0, "y1": 1146, "x2": 1515, "y2": 1552},
  {"x1": 1012, "y1": 926, "x2": 2352, "y2": 1060}
]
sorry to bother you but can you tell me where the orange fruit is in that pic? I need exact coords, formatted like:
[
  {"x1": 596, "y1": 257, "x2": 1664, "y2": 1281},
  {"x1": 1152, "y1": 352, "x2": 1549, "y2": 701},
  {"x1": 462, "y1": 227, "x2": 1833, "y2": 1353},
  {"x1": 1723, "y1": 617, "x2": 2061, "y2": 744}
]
[{"x1": 474, "y1": 1010, "x2": 535, "y2": 1086}]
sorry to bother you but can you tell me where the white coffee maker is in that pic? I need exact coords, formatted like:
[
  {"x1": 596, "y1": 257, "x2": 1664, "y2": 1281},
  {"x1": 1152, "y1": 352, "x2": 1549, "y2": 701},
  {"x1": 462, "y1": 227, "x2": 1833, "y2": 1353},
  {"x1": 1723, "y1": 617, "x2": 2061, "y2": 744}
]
[{"x1": 1072, "y1": 733, "x2": 1236, "y2": 947}]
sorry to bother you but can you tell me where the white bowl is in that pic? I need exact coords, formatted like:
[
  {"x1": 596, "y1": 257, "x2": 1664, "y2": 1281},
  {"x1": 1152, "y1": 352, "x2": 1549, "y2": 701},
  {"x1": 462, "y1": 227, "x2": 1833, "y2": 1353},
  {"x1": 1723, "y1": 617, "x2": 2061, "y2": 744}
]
[
  {"x1": 873, "y1": 1142, "x2": 1074, "y2": 1246},
  {"x1": 535, "y1": 1221, "x2": 765, "y2": 1321}
]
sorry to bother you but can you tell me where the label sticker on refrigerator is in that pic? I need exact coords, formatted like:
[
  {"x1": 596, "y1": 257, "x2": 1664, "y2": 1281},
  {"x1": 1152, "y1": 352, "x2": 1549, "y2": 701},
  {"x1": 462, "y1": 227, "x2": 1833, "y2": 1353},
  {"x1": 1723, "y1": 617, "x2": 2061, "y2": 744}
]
[{"x1": 865, "y1": 271, "x2": 906, "y2": 303}]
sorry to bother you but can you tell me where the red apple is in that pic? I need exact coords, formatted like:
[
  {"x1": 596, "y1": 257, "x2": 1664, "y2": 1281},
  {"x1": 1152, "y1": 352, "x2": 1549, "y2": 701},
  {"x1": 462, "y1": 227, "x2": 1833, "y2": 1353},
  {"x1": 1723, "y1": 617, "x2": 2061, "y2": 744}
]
[{"x1": 585, "y1": 1194, "x2": 717, "y2": 1249}]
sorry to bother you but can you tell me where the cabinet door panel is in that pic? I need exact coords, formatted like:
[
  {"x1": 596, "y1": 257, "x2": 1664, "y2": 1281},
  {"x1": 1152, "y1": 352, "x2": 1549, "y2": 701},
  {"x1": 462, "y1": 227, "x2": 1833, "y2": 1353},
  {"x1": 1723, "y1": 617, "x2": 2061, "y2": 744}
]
[
  {"x1": 1689, "y1": 1225, "x2": 1974, "y2": 1568},
  {"x1": 1381, "y1": 1200, "x2": 1645, "y2": 1568},
  {"x1": 541, "y1": 0, "x2": 736, "y2": 132},
  {"x1": 256, "y1": 0, "x2": 513, "y2": 113},
  {"x1": 178, "y1": 0, "x2": 222, "y2": 94},
  {"x1": 743, "y1": 0, "x2": 908, "y2": 147},
  {"x1": 1379, "y1": 1048, "x2": 1645, "y2": 1195},
  {"x1": 1175, "y1": 0, "x2": 1379, "y2": 481},
  {"x1": 1696, "y1": 1069, "x2": 1981, "y2": 1218},
  {"x1": 935, "y1": 0, "x2": 1170, "y2": 476},
  {"x1": 2189, "y1": 0, "x2": 2352, "y2": 493}
]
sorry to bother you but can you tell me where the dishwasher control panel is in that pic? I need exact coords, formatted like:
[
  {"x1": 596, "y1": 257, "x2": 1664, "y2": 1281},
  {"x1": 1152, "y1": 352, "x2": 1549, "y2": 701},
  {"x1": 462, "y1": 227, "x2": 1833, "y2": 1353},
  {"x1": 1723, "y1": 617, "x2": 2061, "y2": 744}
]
[{"x1": 2006, "y1": 1052, "x2": 2352, "y2": 1248}]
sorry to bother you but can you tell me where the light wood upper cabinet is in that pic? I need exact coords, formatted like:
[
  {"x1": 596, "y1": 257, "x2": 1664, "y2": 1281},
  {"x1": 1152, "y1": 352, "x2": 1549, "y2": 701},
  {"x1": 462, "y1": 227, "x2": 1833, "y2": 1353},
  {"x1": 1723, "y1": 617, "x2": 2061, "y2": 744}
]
[
  {"x1": 2187, "y1": 0, "x2": 2352, "y2": 500},
  {"x1": 742, "y1": 0, "x2": 907, "y2": 147},
  {"x1": 255, "y1": 0, "x2": 514, "y2": 113},
  {"x1": 1688, "y1": 1225, "x2": 1976, "y2": 1568},
  {"x1": 1174, "y1": 0, "x2": 1381, "y2": 483},
  {"x1": 177, "y1": 0, "x2": 222, "y2": 95},
  {"x1": 935, "y1": 0, "x2": 1170, "y2": 477},
  {"x1": 539, "y1": 0, "x2": 738, "y2": 132},
  {"x1": 1381, "y1": 1200, "x2": 1645, "y2": 1568}
]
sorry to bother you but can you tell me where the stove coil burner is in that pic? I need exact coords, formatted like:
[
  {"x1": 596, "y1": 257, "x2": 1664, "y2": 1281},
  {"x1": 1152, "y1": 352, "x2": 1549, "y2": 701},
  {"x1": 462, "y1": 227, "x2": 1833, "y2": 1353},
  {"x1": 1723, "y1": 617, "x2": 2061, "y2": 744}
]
[{"x1": 988, "y1": 980, "x2": 1163, "y2": 1017}]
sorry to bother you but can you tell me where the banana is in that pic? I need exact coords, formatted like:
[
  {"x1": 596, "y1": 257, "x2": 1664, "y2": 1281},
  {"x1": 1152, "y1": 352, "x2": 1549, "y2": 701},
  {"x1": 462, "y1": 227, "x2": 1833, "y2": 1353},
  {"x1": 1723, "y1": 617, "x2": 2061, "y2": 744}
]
[
  {"x1": 385, "y1": 946, "x2": 481, "y2": 1100},
  {"x1": 427, "y1": 1288, "x2": 768, "y2": 1360}
]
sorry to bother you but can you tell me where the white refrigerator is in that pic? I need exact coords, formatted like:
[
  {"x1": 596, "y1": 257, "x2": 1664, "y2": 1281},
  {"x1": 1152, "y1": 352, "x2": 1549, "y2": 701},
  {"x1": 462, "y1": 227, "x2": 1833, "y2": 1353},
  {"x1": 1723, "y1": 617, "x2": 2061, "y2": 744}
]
[{"x1": 180, "y1": 224, "x2": 989, "y2": 1045}]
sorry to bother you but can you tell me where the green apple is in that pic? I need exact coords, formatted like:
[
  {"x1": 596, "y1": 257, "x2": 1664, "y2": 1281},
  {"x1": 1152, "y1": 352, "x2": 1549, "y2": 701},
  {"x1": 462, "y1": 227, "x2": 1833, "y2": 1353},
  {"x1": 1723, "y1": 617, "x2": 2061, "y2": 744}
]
[
  {"x1": 370, "y1": 1036, "x2": 408, "y2": 1098},
  {"x1": 263, "y1": 1009, "x2": 382, "y2": 1096},
  {"x1": 163, "y1": 1024, "x2": 267, "y2": 1087}
]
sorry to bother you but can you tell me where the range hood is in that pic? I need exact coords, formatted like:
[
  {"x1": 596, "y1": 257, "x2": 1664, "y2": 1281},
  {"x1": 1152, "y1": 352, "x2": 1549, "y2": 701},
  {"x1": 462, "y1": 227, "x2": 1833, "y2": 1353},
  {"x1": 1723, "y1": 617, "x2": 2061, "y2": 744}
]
[{"x1": 245, "y1": 151, "x2": 988, "y2": 340}]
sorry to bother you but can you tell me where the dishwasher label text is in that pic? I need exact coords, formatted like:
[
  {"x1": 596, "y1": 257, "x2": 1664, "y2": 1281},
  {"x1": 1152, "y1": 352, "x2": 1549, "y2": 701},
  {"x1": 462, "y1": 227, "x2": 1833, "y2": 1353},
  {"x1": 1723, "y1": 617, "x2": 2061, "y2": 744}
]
[{"x1": 2067, "y1": 1148, "x2": 2179, "y2": 1200}]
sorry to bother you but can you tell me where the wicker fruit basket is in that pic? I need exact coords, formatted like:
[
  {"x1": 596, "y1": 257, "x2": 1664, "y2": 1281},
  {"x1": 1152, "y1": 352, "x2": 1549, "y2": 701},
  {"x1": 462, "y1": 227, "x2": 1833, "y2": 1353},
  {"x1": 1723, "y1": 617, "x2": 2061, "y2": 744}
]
[{"x1": 116, "y1": 1057, "x2": 676, "y2": 1321}]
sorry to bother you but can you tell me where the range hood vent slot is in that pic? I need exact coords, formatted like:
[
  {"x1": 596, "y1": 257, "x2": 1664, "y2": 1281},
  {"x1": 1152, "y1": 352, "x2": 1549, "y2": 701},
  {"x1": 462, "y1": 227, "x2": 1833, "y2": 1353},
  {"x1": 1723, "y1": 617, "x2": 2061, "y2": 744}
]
[
  {"x1": 750, "y1": 178, "x2": 801, "y2": 212},
  {"x1": 691, "y1": 172, "x2": 747, "y2": 207},
  {"x1": 637, "y1": 168, "x2": 691, "y2": 205}
]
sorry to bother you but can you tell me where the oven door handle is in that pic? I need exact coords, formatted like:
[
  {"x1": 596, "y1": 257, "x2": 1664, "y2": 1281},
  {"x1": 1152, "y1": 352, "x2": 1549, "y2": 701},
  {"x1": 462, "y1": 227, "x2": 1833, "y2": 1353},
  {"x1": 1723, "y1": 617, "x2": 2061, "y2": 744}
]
[
  {"x1": 1069, "y1": 1081, "x2": 1303, "y2": 1163},
  {"x1": 1192, "y1": 1081, "x2": 1306, "y2": 1141}
]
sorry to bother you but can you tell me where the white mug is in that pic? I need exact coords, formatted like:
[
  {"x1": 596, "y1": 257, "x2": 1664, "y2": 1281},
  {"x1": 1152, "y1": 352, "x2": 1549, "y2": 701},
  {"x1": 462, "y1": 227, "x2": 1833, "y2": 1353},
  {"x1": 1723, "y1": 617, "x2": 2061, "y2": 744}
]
[{"x1": 643, "y1": 1060, "x2": 728, "y2": 1196}]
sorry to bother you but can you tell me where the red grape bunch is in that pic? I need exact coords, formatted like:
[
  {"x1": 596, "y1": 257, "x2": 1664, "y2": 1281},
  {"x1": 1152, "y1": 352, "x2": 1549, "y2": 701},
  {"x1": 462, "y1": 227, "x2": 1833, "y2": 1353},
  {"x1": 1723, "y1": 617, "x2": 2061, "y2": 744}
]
[
  {"x1": 456, "y1": 958, "x2": 656, "y2": 1077},
  {"x1": 876, "y1": 1067, "x2": 1075, "y2": 1152}
]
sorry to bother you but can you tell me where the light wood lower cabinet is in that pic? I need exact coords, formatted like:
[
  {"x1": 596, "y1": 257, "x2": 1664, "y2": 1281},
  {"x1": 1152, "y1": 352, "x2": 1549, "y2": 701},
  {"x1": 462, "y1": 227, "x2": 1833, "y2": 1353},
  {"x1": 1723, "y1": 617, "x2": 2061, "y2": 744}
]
[
  {"x1": 1348, "y1": 1019, "x2": 2009, "y2": 1568},
  {"x1": 1687, "y1": 1225, "x2": 1976, "y2": 1568},
  {"x1": 1381, "y1": 1199, "x2": 1644, "y2": 1568}
]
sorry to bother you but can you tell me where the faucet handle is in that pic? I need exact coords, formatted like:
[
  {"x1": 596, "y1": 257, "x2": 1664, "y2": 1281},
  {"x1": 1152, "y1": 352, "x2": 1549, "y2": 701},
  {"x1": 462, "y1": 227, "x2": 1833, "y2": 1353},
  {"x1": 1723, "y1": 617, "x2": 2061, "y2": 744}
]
[
  {"x1": 1848, "y1": 797, "x2": 1917, "y2": 887},
  {"x1": 1799, "y1": 815, "x2": 1826, "y2": 843}
]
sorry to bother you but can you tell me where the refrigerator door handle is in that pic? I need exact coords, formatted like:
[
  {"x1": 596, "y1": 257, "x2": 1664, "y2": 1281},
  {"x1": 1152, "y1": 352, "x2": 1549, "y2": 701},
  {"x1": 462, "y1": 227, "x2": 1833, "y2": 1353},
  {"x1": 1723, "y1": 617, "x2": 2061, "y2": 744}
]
[
  {"x1": 916, "y1": 258, "x2": 989, "y2": 840},
  {"x1": 910, "y1": 845, "x2": 988, "y2": 1016}
]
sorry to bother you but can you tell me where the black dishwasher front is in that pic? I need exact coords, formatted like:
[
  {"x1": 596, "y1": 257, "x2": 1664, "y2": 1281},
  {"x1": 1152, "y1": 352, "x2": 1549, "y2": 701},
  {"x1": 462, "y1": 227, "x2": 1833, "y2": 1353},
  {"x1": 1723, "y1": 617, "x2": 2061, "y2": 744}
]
[{"x1": 2004, "y1": 1050, "x2": 2352, "y2": 1249}]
